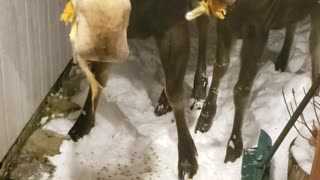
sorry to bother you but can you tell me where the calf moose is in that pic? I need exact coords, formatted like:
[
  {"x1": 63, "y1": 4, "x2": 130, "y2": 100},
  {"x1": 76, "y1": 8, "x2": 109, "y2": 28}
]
[
  {"x1": 195, "y1": 0, "x2": 320, "y2": 163},
  {"x1": 67, "y1": 0, "x2": 218, "y2": 179}
]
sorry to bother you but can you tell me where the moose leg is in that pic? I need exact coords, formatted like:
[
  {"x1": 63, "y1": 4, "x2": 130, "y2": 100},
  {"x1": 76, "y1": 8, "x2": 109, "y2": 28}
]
[
  {"x1": 310, "y1": 5, "x2": 320, "y2": 84},
  {"x1": 275, "y1": 23, "x2": 296, "y2": 72},
  {"x1": 191, "y1": 15, "x2": 209, "y2": 110},
  {"x1": 154, "y1": 90, "x2": 173, "y2": 116},
  {"x1": 156, "y1": 22, "x2": 198, "y2": 179},
  {"x1": 69, "y1": 62, "x2": 111, "y2": 141},
  {"x1": 195, "y1": 22, "x2": 233, "y2": 133},
  {"x1": 224, "y1": 32, "x2": 268, "y2": 163},
  {"x1": 155, "y1": 15, "x2": 209, "y2": 115}
]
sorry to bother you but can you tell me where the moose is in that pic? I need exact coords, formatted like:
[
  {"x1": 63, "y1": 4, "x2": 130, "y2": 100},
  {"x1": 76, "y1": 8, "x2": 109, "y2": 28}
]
[
  {"x1": 195, "y1": 0, "x2": 320, "y2": 163},
  {"x1": 64, "y1": 0, "x2": 229, "y2": 179}
]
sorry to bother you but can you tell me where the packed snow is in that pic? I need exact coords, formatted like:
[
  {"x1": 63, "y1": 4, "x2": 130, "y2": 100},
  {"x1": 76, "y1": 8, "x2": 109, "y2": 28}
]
[{"x1": 43, "y1": 18, "x2": 316, "y2": 180}]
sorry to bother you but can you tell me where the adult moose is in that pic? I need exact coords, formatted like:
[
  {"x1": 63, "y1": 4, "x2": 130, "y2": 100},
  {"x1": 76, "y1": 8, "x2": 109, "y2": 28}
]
[
  {"x1": 195, "y1": 0, "x2": 320, "y2": 163},
  {"x1": 65, "y1": 0, "x2": 227, "y2": 179}
]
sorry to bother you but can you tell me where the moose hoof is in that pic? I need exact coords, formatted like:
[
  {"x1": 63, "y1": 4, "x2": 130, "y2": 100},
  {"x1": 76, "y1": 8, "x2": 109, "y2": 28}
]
[
  {"x1": 195, "y1": 114, "x2": 213, "y2": 133},
  {"x1": 68, "y1": 112, "x2": 95, "y2": 142},
  {"x1": 191, "y1": 75, "x2": 208, "y2": 104},
  {"x1": 178, "y1": 138, "x2": 198, "y2": 180},
  {"x1": 224, "y1": 135, "x2": 243, "y2": 163},
  {"x1": 275, "y1": 58, "x2": 287, "y2": 72},
  {"x1": 154, "y1": 103, "x2": 172, "y2": 116},
  {"x1": 190, "y1": 99, "x2": 204, "y2": 110},
  {"x1": 194, "y1": 102, "x2": 216, "y2": 133}
]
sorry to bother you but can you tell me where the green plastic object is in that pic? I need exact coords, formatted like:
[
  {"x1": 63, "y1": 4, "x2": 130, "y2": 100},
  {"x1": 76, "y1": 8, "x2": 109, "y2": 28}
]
[
  {"x1": 241, "y1": 130, "x2": 272, "y2": 180},
  {"x1": 242, "y1": 75, "x2": 320, "y2": 180}
]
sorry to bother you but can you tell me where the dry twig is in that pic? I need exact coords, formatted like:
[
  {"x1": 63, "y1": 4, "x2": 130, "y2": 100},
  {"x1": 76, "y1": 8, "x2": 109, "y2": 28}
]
[{"x1": 282, "y1": 88, "x2": 319, "y2": 142}]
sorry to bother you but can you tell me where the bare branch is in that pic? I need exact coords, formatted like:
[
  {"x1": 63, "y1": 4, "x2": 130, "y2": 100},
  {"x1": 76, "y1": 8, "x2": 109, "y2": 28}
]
[
  {"x1": 310, "y1": 100, "x2": 320, "y2": 112},
  {"x1": 282, "y1": 89, "x2": 292, "y2": 118},
  {"x1": 292, "y1": 88, "x2": 313, "y2": 133},
  {"x1": 313, "y1": 97, "x2": 320, "y2": 127},
  {"x1": 314, "y1": 100, "x2": 320, "y2": 110},
  {"x1": 290, "y1": 101, "x2": 303, "y2": 124},
  {"x1": 293, "y1": 124, "x2": 309, "y2": 141},
  {"x1": 282, "y1": 87, "x2": 319, "y2": 141}
]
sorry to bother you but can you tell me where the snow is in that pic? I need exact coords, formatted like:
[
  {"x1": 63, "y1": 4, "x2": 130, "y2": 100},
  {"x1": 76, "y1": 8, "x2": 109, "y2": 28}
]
[
  {"x1": 30, "y1": 172, "x2": 50, "y2": 180},
  {"x1": 40, "y1": 116, "x2": 49, "y2": 126},
  {"x1": 291, "y1": 135, "x2": 315, "y2": 174},
  {"x1": 44, "y1": 19, "x2": 316, "y2": 180}
]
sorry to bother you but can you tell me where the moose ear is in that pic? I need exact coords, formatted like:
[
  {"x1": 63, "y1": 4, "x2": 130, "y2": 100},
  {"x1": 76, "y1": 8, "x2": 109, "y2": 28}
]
[
  {"x1": 217, "y1": 0, "x2": 236, "y2": 6},
  {"x1": 207, "y1": 0, "x2": 227, "y2": 19},
  {"x1": 185, "y1": 0, "x2": 228, "y2": 21},
  {"x1": 60, "y1": 1, "x2": 75, "y2": 25}
]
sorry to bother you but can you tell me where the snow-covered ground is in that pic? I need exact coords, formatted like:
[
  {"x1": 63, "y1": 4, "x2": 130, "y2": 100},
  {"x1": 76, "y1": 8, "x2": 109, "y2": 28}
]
[{"x1": 44, "y1": 19, "x2": 316, "y2": 180}]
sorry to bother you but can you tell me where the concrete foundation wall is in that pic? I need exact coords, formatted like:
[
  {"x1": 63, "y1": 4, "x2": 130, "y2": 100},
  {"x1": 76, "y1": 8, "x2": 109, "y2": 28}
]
[{"x1": 0, "y1": 0, "x2": 71, "y2": 160}]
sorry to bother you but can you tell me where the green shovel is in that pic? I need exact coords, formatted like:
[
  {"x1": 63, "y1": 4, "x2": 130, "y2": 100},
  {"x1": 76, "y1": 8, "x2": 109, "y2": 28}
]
[{"x1": 242, "y1": 75, "x2": 320, "y2": 180}]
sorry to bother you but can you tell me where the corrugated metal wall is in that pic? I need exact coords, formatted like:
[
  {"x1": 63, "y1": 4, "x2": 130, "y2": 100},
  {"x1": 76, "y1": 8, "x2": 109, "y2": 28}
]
[{"x1": 0, "y1": 0, "x2": 71, "y2": 160}]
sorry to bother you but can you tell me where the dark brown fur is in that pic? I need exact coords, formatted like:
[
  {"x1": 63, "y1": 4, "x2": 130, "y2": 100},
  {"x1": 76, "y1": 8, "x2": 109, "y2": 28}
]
[
  {"x1": 195, "y1": 0, "x2": 320, "y2": 163},
  {"x1": 68, "y1": 0, "x2": 210, "y2": 179}
]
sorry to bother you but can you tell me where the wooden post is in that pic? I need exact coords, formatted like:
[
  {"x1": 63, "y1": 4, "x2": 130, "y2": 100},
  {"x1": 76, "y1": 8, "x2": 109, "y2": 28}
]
[{"x1": 310, "y1": 131, "x2": 320, "y2": 180}]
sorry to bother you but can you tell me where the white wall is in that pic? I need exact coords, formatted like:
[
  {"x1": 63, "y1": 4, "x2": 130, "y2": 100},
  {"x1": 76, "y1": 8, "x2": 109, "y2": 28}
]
[{"x1": 0, "y1": 0, "x2": 71, "y2": 160}]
